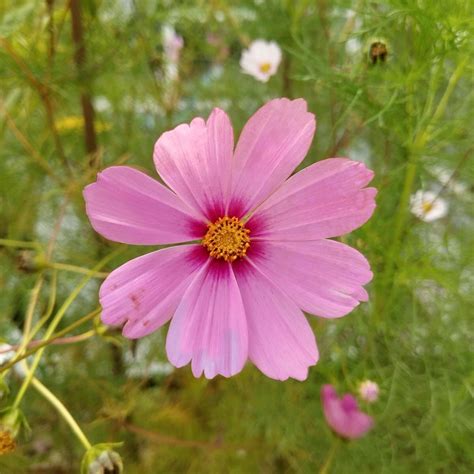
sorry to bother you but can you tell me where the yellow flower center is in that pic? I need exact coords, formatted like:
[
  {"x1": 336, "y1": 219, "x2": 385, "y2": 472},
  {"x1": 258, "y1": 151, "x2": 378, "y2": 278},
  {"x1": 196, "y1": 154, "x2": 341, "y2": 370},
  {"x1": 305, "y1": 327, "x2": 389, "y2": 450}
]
[
  {"x1": 422, "y1": 201, "x2": 434, "y2": 214},
  {"x1": 0, "y1": 431, "x2": 16, "y2": 455},
  {"x1": 259, "y1": 62, "x2": 272, "y2": 73},
  {"x1": 202, "y1": 216, "x2": 250, "y2": 262}
]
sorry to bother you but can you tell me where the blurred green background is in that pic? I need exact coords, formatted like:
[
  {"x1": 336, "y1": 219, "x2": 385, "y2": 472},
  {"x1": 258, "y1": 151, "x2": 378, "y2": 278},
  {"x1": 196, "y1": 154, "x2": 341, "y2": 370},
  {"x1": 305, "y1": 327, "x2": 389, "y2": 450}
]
[{"x1": 0, "y1": 0, "x2": 473, "y2": 472}]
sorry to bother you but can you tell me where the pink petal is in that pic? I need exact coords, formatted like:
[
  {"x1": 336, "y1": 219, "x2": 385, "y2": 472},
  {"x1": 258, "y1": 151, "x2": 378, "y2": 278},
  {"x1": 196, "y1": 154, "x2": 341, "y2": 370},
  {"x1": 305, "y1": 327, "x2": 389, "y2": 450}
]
[
  {"x1": 153, "y1": 109, "x2": 234, "y2": 221},
  {"x1": 321, "y1": 385, "x2": 374, "y2": 439},
  {"x1": 248, "y1": 158, "x2": 376, "y2": 240},
  {"x1": 341, "y1": 394, "x2": 359, "y2": 412},
  {"x1": 99, "y1": 245, "x2": 207, "y2": 338},
  {"x1": 228, "y1": 98, "x2": 316, "y2": 217},
  {"x1": 233, "y1": 259, "x2": 318, "y2": 381},
  {"x1": 247, "y1": 240, "x2": 372, "y2": 318},
  {"x1": 84, "y1": 166, "x2": 204, "y2": 245},
  {"x1": 166, "y1": 260, "x2": 248, "y2": 379}
]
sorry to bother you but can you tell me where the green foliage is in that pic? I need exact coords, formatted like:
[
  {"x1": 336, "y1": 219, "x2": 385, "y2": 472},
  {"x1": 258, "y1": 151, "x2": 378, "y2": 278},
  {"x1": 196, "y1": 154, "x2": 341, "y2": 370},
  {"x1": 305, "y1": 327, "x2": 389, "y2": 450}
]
[{"x1": 0, "y1": 0, "x2": 473, "y2": 472}]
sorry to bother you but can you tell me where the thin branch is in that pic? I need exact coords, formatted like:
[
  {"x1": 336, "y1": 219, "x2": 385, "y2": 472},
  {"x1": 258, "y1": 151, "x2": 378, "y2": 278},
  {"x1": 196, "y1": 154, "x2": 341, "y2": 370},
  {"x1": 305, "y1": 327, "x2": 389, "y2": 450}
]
[
  {"x1": 70, "y1": 0, "x2": 98, "y2": 166},
  {"x1": 0, "y1": 101, "x2": 61, "y2": 183},
  {"x1": 31, "y1": 376, "x2": 92, "y2": 450},
  {"x1": 0, "y1": 330, "x2": 95, "y2": 354},
  {"x1": 122, "y1": 422, "x2": 247, "y2": 451},
  {"x1": 46, "y1": 0, "x2": 56, "y2": 69},
  {"x1": 0, "y1": 38, "x2": 71, "y2": 173},
  {"x1": 0, "y1": 308, "x2": 101, "y2": 374}
]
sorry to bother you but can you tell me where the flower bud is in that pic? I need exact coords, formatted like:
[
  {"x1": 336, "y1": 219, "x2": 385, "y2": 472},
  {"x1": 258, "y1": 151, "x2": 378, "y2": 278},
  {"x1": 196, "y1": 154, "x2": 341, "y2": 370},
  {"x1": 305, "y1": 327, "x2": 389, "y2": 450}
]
[
  {"x1": 81, "y1": 443, "x2": 123, "y2": 474},
  {"x1": 358, "y1": 380, "x2": 380, "y2": 403},
  {"x1": 0, "y1": 406, "x2": 25, "y2": 455}
]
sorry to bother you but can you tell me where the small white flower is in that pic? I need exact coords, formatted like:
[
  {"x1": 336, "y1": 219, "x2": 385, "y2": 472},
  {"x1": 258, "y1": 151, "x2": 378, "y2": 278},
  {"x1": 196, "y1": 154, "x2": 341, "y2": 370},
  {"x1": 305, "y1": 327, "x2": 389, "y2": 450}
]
[
  {"x1": 93, "y1": 96, "x2": 111, "y2": 113},
  {"x1": 161, "y1": 25, "x2": 183, "y2": 84},
  {"x1": 345, "y1": 37, "x2": 362, "y2": 55},
  {"x1": 358, "y1": 380, "x2": 379, "y2": 403},
  {"x1": 0, "y1": 344, "x2": 14, "y2": 366},
  {"x1": 410, "y1": 190, "x2": 448, "y2": 222},
  {"x1": 0, "y1": 344, "x2": 26, "y2": 378},
  {"x1": 162, "y1": 25, "x2": 183, "y2": 64},
  {"x1": 240, "y1": 40, "x2": 282, "y2": 83}
]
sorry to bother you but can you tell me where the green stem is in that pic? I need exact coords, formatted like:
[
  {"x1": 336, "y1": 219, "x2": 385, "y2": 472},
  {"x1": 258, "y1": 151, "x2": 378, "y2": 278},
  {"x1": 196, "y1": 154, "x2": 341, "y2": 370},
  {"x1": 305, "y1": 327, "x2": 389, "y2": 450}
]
[
  {"x1": 431, "y1": 58, "x2": 468, "y2": 125},
  {"x1": 22, "y1": 275, "x2": 44, "y2": 343},
  {"x1": 319, "y1": 438, "x2": 339, "y2": 474},
  {"x1": 376, "y1": 58, "x2": 468, "y2": 317},
  {"x1": 45, "y1": 261, "x2": 109, "y2": 278},
  {"x1": 27, "y1": 269, "x2": 58, "y2": 342},
  {"x1": 12, "y1": 248, "x2": 122, "y2": 406},
  {"x1": 1, "y1": 308, "x2": 100, "y2": 374},
  {"x1": 0, "y1": 238, "x2": 41, "y2": 249},
  {"x1": 31, "y1": 376, "x2": 92, "y2": 450}
]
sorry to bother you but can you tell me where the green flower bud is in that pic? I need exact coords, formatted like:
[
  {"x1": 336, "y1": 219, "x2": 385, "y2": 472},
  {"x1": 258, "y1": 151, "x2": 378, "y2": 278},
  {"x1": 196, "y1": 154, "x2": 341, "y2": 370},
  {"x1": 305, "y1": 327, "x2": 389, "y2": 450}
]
[{"x1": 81, "y1": 443, "x2": 123, "y2": 474}]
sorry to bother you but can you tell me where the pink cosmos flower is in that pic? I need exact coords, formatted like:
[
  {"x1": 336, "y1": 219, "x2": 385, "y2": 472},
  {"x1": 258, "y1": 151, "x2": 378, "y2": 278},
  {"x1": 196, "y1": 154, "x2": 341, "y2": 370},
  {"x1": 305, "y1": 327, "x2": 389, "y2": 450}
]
[
  {"x1": 84, "y1": 98, "x2": 376, "y2": 381},
  {"x1": 321, "y1": 385, "x2": 374, "y2": 439}
]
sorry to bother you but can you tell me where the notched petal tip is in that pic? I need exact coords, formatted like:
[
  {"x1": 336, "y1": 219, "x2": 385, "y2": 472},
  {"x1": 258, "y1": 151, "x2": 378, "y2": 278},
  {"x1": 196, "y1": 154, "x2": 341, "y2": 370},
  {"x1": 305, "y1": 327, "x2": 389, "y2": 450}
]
[{"x1": 275, "y1": 97, "x2": 316, "y2": 122}]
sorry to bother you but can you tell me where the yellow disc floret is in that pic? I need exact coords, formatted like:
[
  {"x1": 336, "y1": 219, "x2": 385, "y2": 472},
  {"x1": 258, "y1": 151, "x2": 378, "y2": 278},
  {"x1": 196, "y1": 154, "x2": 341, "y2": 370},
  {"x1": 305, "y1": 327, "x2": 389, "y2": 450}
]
[
  {"x1": 202, "y1": 216, "x2": 251, "y2": 262},
  {"x1": 0, "y1": 431, "x2": 16, "y2": 455}
]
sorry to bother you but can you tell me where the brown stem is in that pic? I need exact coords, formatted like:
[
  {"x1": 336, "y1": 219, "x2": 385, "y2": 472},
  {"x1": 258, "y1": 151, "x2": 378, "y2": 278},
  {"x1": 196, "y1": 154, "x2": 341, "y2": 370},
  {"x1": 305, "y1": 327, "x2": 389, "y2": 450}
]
[
  {"x1": 0, "y1": 331, "x2": 94, "y2": 354},
  {"x1": 318, "y1": 0, "x2": 339, "y2": 150},
  {"x1": 122, "y1": 421, "x2": 247, "y2": 451},
  {"x1": 70, "y1": 0, "x2": 98, "y2": 166},
  {"x1": 326, "y1": 121, "x2": 363, "y2": 157},
  {"x1": 46, "y1": 0, "x2": 55, "y2": 69},
  {"x1": 110, "y1": 344, "x2": 125, "y2": 377},
  {"x1": 435, "y1": 147, "x2": 472, "y2": 198},
  {"x1": 0, "y1": 308, "x2": 101, "y2": 374},
  {"x1": 0, "y1": 38, "x2": 71, "y2": 173}
]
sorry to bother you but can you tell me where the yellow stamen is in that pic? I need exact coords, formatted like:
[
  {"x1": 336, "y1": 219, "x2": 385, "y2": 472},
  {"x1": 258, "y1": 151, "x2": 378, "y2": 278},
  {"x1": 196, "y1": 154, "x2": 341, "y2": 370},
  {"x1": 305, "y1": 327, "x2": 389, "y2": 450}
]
[
  {"x1": 422, "y1": 201, "x2": 434, "y2": 214},
  {"x1": 202, "y1": 216, "x2": 251, "y2": 262},
  {"x1": 0, "y1": 431, "x2": 16, "y2": 455},
  {"x1": 259, "y1": 62, "x2": 272, "y2": 73}
]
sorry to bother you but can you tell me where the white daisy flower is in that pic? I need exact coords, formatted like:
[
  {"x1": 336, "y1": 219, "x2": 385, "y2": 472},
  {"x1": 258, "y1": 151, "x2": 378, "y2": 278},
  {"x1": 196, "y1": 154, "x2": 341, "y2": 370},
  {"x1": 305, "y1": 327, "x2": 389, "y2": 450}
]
[
  {"x1": 410, "y1": 190, "x2": 448, "y2": 222},
  {"x1": 240, "y1": 40, "x2": 282, "y2": 82}
]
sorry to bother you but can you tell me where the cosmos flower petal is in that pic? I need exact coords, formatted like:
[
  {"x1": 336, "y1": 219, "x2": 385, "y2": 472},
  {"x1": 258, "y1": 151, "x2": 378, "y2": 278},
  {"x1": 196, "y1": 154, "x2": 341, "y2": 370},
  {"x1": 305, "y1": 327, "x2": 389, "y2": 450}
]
[
  {"x1": 153, "y1": 109, "x2": 234, "y2": 220},
  {"x1": 166, "y1": 261, "x2": 248, "y2": 379},
  {"x1": 249, "y1": 158, "x2": 376, "y2": 240},
  {"x1": 321, "y1": 385, "x2": 374, "y2": 439},
  {"x1": 228, "y1": 98, "x2": 316, "y2": 217},
  {"x1": 83, "y1": 166, "x2": 203, "y2": 245},
  {"x1": 100, "y1": 245, "x2": 207, "y2": 338},
  {"x1": 234, "y1": 260, "x2": 319, "y2": 381},
  {"x1": 351, "y1": 287, "x2": 369, "y2": 302},
  {"x1": 247, "y1": 240, "x2": 372, "y2": 318},
  {"x1": 83, "y1": 98, "x2": 378, "y2": 382}
]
